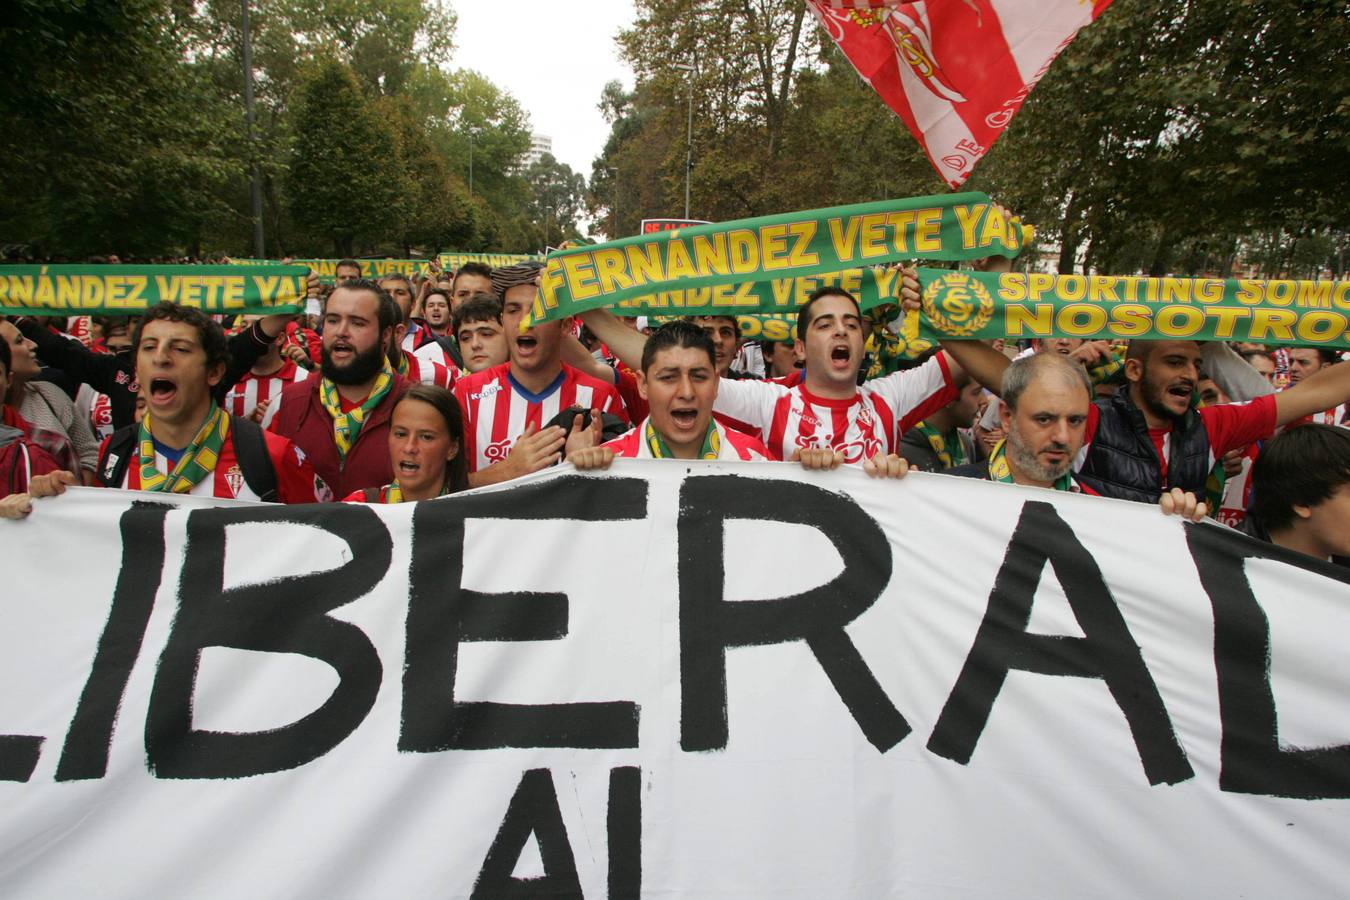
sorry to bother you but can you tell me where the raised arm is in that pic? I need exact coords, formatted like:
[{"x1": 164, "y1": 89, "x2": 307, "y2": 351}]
[
  {"x1": 578, "y1": 308, "x2": 646, "y2": 372},
  {"x1": 16, "y1": 318, "x2": 128, "y2": 394},
  {"x1": 560, "y1": 332, "x2": 618, "y2": 385},
  {"x1": 1274, "y1": 358, "x2": 1350, "y2": 428}
]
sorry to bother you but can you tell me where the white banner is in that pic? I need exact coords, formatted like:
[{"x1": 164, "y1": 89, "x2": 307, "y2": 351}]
[{"x1": 3, "y1": 463, "x2": 1350, "y2": 897}]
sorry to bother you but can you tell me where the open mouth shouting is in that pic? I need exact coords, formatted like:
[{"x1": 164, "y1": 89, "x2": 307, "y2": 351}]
[
  {"x1": 328, "y1": 339, "x2": 356, "y2": 363},
  {"x1": 1165, "y1": 380, "x2": 1194, "y2": 411},
  {"x1": 668, "y1": 404, "x2": 700, "y2": 432},
  {"x1": 147, "y1": 376, "x2": 179, "y2": 409},
  {"x1": 828, "y1": 342, "x2": 853, "y2": 372}
]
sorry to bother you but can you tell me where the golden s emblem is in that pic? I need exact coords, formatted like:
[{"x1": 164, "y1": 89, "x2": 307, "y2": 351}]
[{"x1": 922, "y1": 272, "x2": 994, "y2": 338}]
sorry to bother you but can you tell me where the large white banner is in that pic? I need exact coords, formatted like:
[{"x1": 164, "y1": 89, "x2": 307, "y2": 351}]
[{"x1": 3, "y1": 463, "x2": 1349, "y2": 897}]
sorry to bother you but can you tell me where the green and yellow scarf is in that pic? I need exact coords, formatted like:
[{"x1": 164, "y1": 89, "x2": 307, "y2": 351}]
[
  {"x1": 138, "y1": 404, "x2": 230, "y2": 493},
  {"x1": 914, "y1": 421, "x2": 970, "y2": 469},
  {"x1": 321, "y1": 363, "x2": 395, "y2": 459},
  {"x1": 645, "y1": 419, "x2": 720, "y2": 460},
  {"x1": 987, "y1": 438, "x2": 1076, "y2": 492}
]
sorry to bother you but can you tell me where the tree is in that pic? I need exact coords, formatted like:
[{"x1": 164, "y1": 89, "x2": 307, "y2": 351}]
[
  {"x1": 524, "y1": 154, "x2": 588, "y2": 250},
  {"x1": 0, "y1": 0, "x2": 238, "y2": 257},
  {"x1": 287, "y1": 57, "x2": 406, "y2": 255}
]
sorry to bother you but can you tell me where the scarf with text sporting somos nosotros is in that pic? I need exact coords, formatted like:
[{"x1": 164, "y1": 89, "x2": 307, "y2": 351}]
[
  {"x1": 528, "y1": 193, "x2": 1027, "y2": 325},
  {"x1": 986, "y1": 438, "x2": 1076, "y2": 493},
  {"x1": 137, "y1": 404, "x2": 229, "y2": 493},
  {"x1": 321, "y1": 363, "x2": 395, "y2": 460},
  {"x1": 909, "y1": 269, "x2": 1350, "y2": 351},
  {"x1": 644, "y1": 419, "x2": 721, "y2": 460},
  {"x1": 0, "y1": 265, "x2": 307, "y2": 317}
]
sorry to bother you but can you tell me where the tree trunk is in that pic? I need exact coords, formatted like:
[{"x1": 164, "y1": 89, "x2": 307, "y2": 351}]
[
  {"x1": 1147, "y1": 226, "x2": 1172, "y2": 278},
  {"x1": 1057, "y1": 190, "x2": 1082, "y2": 274}
]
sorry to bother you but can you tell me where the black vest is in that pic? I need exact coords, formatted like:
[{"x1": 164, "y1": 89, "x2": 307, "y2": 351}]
[{"x1": 1076, "y1": 390, "x2": 1211, "y2": 503}]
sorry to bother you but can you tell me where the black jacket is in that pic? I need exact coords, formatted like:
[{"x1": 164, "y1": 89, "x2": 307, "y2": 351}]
[{"x1": 1075, "y1": 390, "x2": 1211, "y2": 503}]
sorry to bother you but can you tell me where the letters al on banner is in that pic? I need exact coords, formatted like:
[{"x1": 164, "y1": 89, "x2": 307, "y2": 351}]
[
  {"x1": 0, "y1": 265, "x2": 307, "y2": 317},
  {"x1": 3, "y1": 465, "x2": 1350, "y2": 898}
]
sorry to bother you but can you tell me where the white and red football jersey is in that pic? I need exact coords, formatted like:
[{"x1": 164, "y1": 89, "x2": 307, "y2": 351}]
[
  {"x1": 224, "y1": 360, "x2": 312, "y2": 429},
  {"x1": 1305, "y1": 404, "x2": 1348, "y2": 427},
  {"x1": 712, "y1": 353, "x2": 956, "y2": 464},
  {"x1": 455, "y1": 363, "x2": 629, "y2": 472},
  {"x1": 100, "y1": 429, "x2": 328, "y2": 503},
  {"x1": 403, "y1": 346, "x2": 456, "y2": 389},
  {"x1": 603, "y1": 417, "x2": 772, "y2": 461}
]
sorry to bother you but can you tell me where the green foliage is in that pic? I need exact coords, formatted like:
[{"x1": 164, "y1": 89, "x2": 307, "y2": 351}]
[
  {"x1": 288, "y1": 58, "x2": 405, "y2": 256},
  {"x1": 523, "y1": 154, "x2": 588, "y2": 249},
  {"x1": 0, "y1": 0, "x2": 240, "y2": 257},
  {"x1": 592, "y1": 0, "x2": 1346, "y2": 276}
]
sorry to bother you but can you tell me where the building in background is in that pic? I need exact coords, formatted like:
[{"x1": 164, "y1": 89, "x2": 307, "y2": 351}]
[{"x1": 523, "y1": 133, "x2": 553, "y2": 168}]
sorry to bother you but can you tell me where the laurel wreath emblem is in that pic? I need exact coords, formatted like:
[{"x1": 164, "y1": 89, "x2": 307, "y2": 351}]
[{"x1": 921, "y1": 272, "x2": 995, "y2": 338}]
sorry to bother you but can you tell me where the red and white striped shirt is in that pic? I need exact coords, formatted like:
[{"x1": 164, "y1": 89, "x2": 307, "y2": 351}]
[
  {"x1": 1306, "y1": 404, "x2": 1348, "y2": 428},
  {"x1": 99, "y1": 429, "x2": 327, "y2": 503},
  {"x1": 223, "y1": 359, "x2": 312, "y2": 429},
  {"x1": 603, "y1": 417, "x2": 772, "y2": 461},
  {"x1": 403, "y1": 346, "x2": 456, "y2": 389},
  {"x1": 455, "y1": 363, "x2": 629, "y2": 472},
  {"x1": 711, "y1": 354, "x2": 957, "y2": 463}
]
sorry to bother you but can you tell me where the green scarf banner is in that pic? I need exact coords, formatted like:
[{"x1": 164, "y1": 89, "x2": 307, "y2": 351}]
[
  {"x1": 229, "y1": 253, "x2": 538, "y2": 284},
  {"x1": 0, "y1": 265, "x2": 307, "y2": 317},
  {"x1": 438, "y1": 252, "x2": 535, "y2": 270},
  {"x1": 916, "y1": 268, "x2": 1350, "y2": 350},
  {"x1": 529, "y1": 192, "x2": 1027, "y2": 324},
  {"x1": 228, "y1": 257, "x2": 432, "y2": 284}
]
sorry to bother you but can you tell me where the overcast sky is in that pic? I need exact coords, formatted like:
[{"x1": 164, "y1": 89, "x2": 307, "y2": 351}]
[{"x1": 450, "y1": 0, "x2": 638, "y2": 180}]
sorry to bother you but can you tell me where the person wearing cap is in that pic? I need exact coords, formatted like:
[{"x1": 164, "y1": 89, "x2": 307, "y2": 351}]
[
  {"x1": 571, "y1": 320, "x2": 909, "y2": 479},
  {"x1": 455, "y1": 262, "x2": 629, "y2": 486},
  {"x1": 581, "y1": 282, "x2": 960, "y2": 467}
]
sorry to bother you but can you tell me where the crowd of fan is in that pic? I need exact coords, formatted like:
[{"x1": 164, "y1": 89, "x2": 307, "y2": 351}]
[{"x1": 2, "y1": 254, "x2": 1348, "y2": 566}]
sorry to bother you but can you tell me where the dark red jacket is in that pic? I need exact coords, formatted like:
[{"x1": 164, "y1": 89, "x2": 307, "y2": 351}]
[
  {"x1": 0, "y1": 411, "x2": 62, "y2": 498},
  {"x1": 268, "y1": 374, "x2": 409, "y2": 500}
]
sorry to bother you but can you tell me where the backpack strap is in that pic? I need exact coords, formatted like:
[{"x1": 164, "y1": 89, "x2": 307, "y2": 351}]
[
  {"x1": 98, "y1": 416, "x2": 279, "y2": 501},
  {"x1": 229, "y1": 415, "x2": 279, "y2": 502},
  {"x1": 97, "y1": 423, "x2": 140, "y2": 488}
]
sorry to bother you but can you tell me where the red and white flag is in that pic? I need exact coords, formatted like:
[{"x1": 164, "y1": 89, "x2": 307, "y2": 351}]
[{"x1": 810, "y1": 0, "x2": 1114, "y2": 187}]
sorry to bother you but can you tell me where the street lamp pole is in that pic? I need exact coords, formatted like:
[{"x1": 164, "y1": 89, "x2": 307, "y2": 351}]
[
  {"x1": 673, "y1": 61, "x2": 696, "y2": 220},
  {"x1": 240, "y1": 0, "x2": 264, "y2": 257}
]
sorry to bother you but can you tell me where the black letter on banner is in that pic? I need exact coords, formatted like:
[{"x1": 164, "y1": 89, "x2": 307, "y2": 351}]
[
  {"x1": 145, "y1": 504, "x2": 390, "y2": 779},
  {"x1": 402, "y1": 475, "x2": 646, "y2": 751},
  {"x1": 56, "y1": 502, "x2": 171, "y2": 781},
  {"x1": 928, "y1": 500, "x2": 1193, "y2": 786},
  {"x1": 607, "y1": 766, "x2": 641, "y2": 898},
  {"x1": 1187, "y1": 523, "x2": 1350, "y2": 798},
  {"x1": 0, "y1": 736, "x2": 43, "y2": 783},
  {"x1": 472, "y1": 768, "x2": 582, "y2": 898},
  {"x1": 678, "y1": 476, "x2": 907, "y2": 753}
]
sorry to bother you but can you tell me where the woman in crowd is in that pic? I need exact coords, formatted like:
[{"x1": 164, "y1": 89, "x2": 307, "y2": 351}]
[{"x1": 343, "y1": 383, "x2": 469, "y2": 503}]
